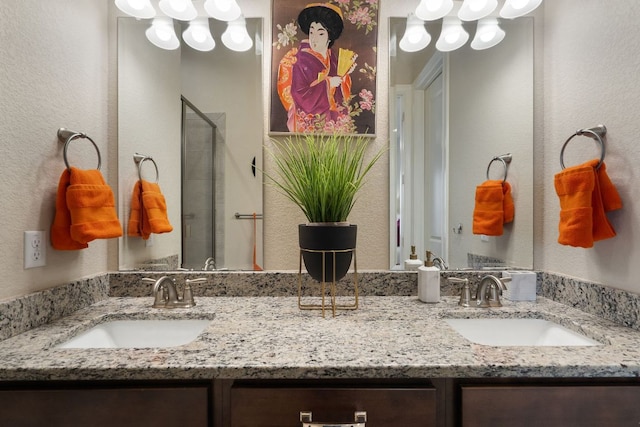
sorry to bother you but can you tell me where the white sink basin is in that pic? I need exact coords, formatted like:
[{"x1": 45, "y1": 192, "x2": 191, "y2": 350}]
[
  {"x1": 57, "y1": 319, "x2": 211, "y2": 349},
  {"x1": 445, "y1": 318, "x2": 601, "y2": 346}
]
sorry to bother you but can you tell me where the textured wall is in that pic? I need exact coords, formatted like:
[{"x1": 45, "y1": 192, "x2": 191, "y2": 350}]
[
  {"x1": 538, "y1": 0, "x2": 640, "y2": 293},
  {"x1": 0, "y1": 1, "x2": 111, "y2": 300}
]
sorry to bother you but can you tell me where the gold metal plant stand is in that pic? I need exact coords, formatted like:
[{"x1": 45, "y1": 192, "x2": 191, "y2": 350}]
[{"x1": 298, "y1": 248, "x2": 359, "y2": 318}]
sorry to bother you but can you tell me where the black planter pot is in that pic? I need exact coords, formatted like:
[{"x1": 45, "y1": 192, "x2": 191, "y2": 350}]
[{"x1": 298, "y1": 223, "x2": 357, "y2": 283}]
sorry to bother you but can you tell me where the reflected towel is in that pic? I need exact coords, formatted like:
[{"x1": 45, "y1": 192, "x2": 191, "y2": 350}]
[
  {"x1": 554, "y1": 159, "x2": 622, "y2": 248},
  {"x1": 127, "y1": 180, "x2": 150, "y2": 239},
  {"x1": 140, "y1": 180, "x2": 173, "y2": 235},
  {"x1": 51, "y1": 167, "x2": 122, "y2": 250},
  {"x1": 472, "y1": 180, "x2": 514, "y2": 236}
]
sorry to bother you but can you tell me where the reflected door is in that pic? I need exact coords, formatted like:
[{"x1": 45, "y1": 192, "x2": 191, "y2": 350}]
[
  {"x1": 181, "y1": 97, "x2": 217, "y2": 270},
  {"x1": 424, "y1": 72, "x2": 446, "y2": 259}
]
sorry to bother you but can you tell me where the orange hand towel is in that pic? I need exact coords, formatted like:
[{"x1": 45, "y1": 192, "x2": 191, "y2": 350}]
[
  {"x1": 51, "y1": 167, "x2": 122, "y2": 250},
  {"x1": 140, "y1": 180, "x2": 173, "y2": 235},
  {"x1": 51, "y1": 169, "x2": 89, "y2": 250},
  {"x1": 593, "y1": 160, "x2": 623, "y2": 212},
  {"x1": 473, "y1": 180, "x2": 507, "y2": 236},
  {"x1": 503, "y1": 181, "x2": 515, "y2": 224},
  {"x1": 127, "y1": 180, "x2": 150, "y2": 239},
  {"x1": 554, "y1": 159, "x2": 622, "y2": 248},
  {"x1": 66, "y1": 168, "x2": 122, "y2": 244}
]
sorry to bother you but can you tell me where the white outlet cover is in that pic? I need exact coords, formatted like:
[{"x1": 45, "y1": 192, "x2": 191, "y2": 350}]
[{"x1": 24, "y1": 230, "x2": 46, "y2": 269}]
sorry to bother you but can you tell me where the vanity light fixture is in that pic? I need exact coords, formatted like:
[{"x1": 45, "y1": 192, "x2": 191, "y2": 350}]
[
  {"x1": 145, "y1": 17, "x2": 180, "y2": 50},
  {"x1": 183, "y1": 17, "x2": 216, "y2": 51},
  {"x1": 470, "y1": 18, "x2": 505, "y2": 50},
  {"x1": 399, "y1": 13, "x2": 431, "y2": 53},
  {"x1": 415, "y1": 0, "x2": 454, "y2": 21},
  {"x1": 500, "y1": 0, "x2": 543, "y2": 19},
  {"x1": 158, "y1": 0, "x2": 198, "y2": 21},
  {"x1": 204, "y1": 0, "x2": 242, "y2": 22},
  {"x1": 436, "y1": 16, "x2": 469, "y2": 52},
  {"x1": 115, "y1": 0, "x2": 156, "y2": 19},
  {"x1": 221, "y1": 15, "x2": 253, "y2": 52},
  {"x1": 458, "y1": 0, "x2": 498, "y2": 21}
]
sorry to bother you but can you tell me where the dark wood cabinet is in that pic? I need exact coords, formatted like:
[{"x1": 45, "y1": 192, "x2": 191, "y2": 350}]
[
  {"x1": 222, "y1": 379, "x2": 442, "y2": 427},
  {"x1": 457, "y1": 381, "x2": 640, "y2": 427},
  {"x1": 0, "y1": 381, "x2": 212, "y2": 427}
]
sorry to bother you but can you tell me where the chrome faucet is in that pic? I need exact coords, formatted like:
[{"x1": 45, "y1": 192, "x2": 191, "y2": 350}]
[
  {"x1": 203, "y1": 257, "x2": 215, "y2": 271},
  {"x1": 432, "y1": 256, "x2": 449, "y2": 270},
  {"x1": 142, "y1": 276, "x2": 203, "y2": 308},
  {"x1": 475, "y1": 274, "x2": 510, "y2": 308},
  {"x1": 448, "y1": 274, "x2": 510, "y2": 308}
]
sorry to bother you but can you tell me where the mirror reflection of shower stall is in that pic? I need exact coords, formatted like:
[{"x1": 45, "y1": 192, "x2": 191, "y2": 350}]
[{"x1": 181, "y1": 96, "x2": 224, "y2": 270}]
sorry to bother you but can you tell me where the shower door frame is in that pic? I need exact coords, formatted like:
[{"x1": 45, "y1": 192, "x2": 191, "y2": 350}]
[{"x1": 181, "y1": 95, "x2": 218, "y2": 270}]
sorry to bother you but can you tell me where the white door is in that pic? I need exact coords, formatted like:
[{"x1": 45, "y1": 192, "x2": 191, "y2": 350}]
[{"x1": 424, "y1": 72, "x2": 446, "y2": 259}]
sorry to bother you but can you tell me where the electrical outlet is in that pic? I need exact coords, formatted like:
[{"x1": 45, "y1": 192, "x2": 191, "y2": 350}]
[{"x1": 24, "y1": 231, "x2": 46, "y2": 269}]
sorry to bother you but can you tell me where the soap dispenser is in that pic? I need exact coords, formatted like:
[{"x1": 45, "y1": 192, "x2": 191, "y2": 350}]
[
  {"x1": 418, "y1": 251, "x2": 440, "y2": 303},
  {"x1": 404, "y1": 245, "x2": 422, "y2": 271}
]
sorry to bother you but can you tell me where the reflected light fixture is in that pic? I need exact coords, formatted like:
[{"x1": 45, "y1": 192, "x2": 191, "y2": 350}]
[
  {"x1": 204, "y1": 0, "x2": 242, "y2": 22},
  {"x1": 183, "y1": 18, "x2": 215, "y2": 51},
  {"x1": 158, "y1": 0, "x2": 197, "y2": 21},
  {"x1": 500, "y1": 0, "x2": 543, "y2": 19},
  {"x1": 415, "y1": 0, "x2": 454, "y2": 21},
  {"x1": 145, "y1": 17, "x2": 180, "y2": 50},
  {"x1": 221, "y1": 15, "x2": 253, "y2": 52},
  {"x1": 471, "y1": 18, "x2": 505, "y2": 50},
  {"x1": 115, "y1": 0, "x2": 156, "y2": 19},
  {"x1": 458, "y1": 0, "x2": 498, "y2": 21},
  {"x1": 399, "y1": 13, "x2": 431, "y2": 52},
  {"x1": 436, "y1": 16, "x2": 469, "y2": 52}
]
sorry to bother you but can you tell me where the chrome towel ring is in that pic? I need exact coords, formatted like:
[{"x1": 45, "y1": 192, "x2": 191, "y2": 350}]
[
  {"x1": 486, "y1": 153, "x2": 512, "y2": 183},
  {"x1": 57, "y1": 128, "x2": 102, "y2": 170},
  {"x1": 560, "y1": 124, "x2": 607, "y2": 170},
  {"x1": 133, "y1": 153, "x2": 159, "y2": 183}
]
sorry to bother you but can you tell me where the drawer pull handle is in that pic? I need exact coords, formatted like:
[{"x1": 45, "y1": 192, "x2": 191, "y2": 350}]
[{"x1": 300, "y1": 411, "x2": 367, "y2": 427}]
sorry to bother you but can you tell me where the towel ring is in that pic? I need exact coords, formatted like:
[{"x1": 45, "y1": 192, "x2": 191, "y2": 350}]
[
  {"x1": 560, "y1": 124, "x2": 606, "y2": 170},
  {"x1": 486, "y1": 153, "x2": 512, "y2": 183},
  {"x1": 133, "y1": 153, "x2": 159, "y2": 183},
  {"x1": 57, "y1": 128, "x2": 102, "y2": 170}
]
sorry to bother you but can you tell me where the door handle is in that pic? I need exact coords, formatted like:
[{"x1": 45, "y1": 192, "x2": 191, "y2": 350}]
[{"x1": 300, "y1": 411, "x2": 367, "y2": 427}]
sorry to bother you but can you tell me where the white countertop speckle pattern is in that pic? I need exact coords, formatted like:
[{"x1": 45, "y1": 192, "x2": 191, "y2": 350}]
[{"x1": 1, "y1": 296, "x2": 640, "y2": 381}]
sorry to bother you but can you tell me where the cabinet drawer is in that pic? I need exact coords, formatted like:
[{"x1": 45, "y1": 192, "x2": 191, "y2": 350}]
[
  {"x1": 461, "y1": 385, "x2": 640, "y2": 426},
  {"x1": 230, "y1": 386, "x2": 437, "y2": 427},
  {"x1": 0, "y1": 385, "x2": 210, "y2": 427}
]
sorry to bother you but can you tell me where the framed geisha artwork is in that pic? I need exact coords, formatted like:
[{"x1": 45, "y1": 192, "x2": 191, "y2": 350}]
[{"x1": 270, "y1": 0, "x2": 378, "y2": 135}]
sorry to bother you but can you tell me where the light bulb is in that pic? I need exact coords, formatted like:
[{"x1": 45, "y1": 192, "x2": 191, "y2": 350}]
[
  {"x1": 129, "y1": 0, "x2": 145, "y2": 10},
  {"x1": 169, "y1": 0, "x2": 187, "y2": 12},
  {"x1": 469, "y1": 0, "x2": 487, "y2": 12},
  {"x1": 192, "y1": 27, "x2": 207, "y2": 43},
  {"x1": 427, "y1": 0, "x2": 443, "y2": 12}
]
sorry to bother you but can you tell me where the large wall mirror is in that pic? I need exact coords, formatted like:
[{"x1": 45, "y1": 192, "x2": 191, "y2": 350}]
[
  {"x1": 389, "y1": 16, "x2": 534, "y2": 270},
  {"x1": 118, "y1": 16, "x2": 264, "y2": 271}
]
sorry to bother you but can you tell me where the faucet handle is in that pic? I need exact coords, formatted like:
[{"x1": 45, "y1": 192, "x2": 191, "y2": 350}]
[
  {"x1": 448, "y1": 277, "x2": 471, "y2": 307},
  {"x1": 142, "y1": 277, "x2": 156, "y2": 284},
  {"x1": 499, "y1": 276, "x2": 511, "y2": 288}
]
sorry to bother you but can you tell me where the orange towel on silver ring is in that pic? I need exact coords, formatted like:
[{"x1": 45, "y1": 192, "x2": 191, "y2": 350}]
[
  {"x1": 554, "y1": 159, "x2": 622, "y2": 248},
  {"x1": 472, "y1": 180, "x2": 514, "y2": 236},
  {"x1": 51, "y1": 167, "x2": 122, "y2": 250}
]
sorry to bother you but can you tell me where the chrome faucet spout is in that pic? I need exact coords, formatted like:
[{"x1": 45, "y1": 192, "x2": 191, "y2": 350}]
[{"x1": 475, "y1": 274, "x2": 509, "y2": 308}]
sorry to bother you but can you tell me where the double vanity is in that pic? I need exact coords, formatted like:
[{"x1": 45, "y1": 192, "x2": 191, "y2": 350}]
[{"x1": 1, "y1": 271, "x2": 640, "y2": 425}]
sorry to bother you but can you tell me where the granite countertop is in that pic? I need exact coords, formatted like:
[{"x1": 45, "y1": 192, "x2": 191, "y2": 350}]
[{"x1": 1, "y1": 296, "x2": 640, "y2": 381}]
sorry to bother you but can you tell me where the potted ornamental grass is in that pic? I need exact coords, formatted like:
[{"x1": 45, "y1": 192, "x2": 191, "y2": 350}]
[{"x1": 265, "y1": 133, "x2": 384, "y2": 282}]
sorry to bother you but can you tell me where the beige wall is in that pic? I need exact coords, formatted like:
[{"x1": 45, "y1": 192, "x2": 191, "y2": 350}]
[
  {"x1": 2, "y1": 0, "x2": 640, "y2": 300},
  {"x1": 538, "y1": 0, "x2": 640, "y2": 292},
  {"x1": 0, "y1": 1, "x2": 112, "y2": 300}
]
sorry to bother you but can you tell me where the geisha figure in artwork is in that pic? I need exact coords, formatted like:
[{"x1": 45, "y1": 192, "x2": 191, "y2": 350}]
[{"x1": 277, "y1": 2, "x2": 358, "y2": 133}]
